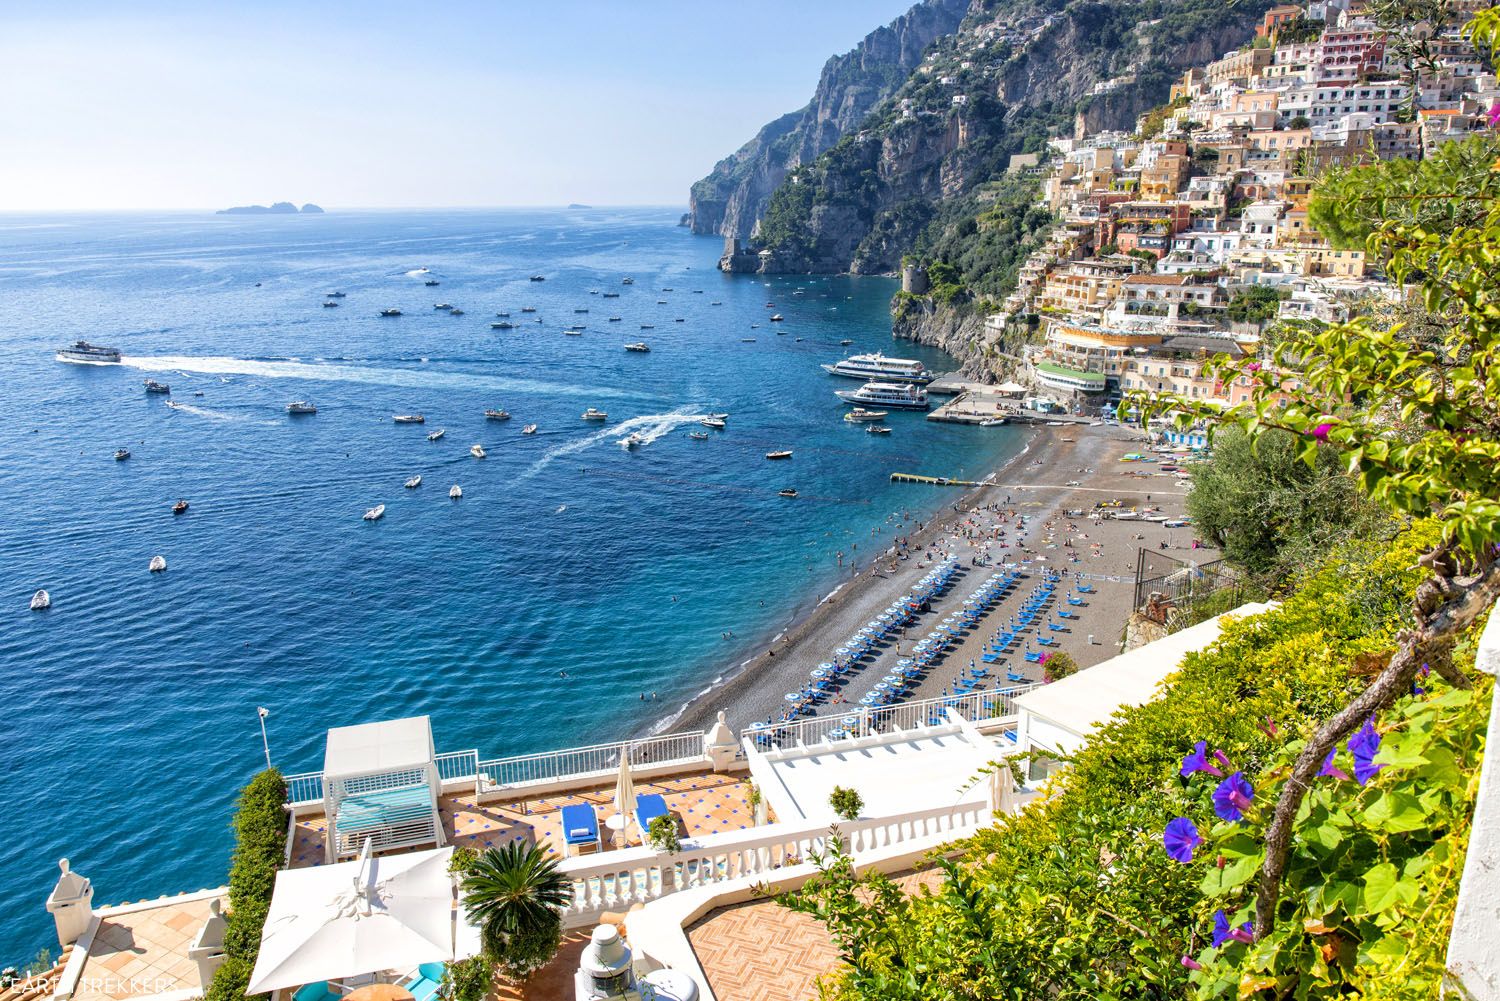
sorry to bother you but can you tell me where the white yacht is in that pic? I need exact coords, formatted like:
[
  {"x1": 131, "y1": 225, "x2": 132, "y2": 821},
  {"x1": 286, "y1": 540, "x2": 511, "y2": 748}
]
[
  {"x1": 843, "y1": 408, "x2": 888, "y2": 423},
  {"x1": 30, "y1": 589, "x2": 50, "y2": 611},
  {"x1": 624, "y1": 342, "x2": 650, "y2": 352},
  {"x1": 449, "y1": 484, "x2": 462, "y2": 499},
  {"x1": 485, "y1": 409, "x2": 511, "y2": 420},
  {"x1": 286, "y1": 401, "x2": 317, "y2": 415},
  {"x1": 363, "y1": 504, "x2": 386, "y2": 521},
  {"x1": 393, "y1": 414, "x2": 426, "y2": 424},
  {"x1": 470, "y1": 444, "x2": 486, "y2": 459},
  {"x1": 699, "y1": 417, "x2": 726, "y2": 429},
  {"x1": 56, "y1": 340, "x2": 121, "y2": 364},
  {"x1": 404, "y1": 476, "x2": 422, "y2": 489},
  {"x1": 821, "y1": 352, "x2": 932, "y2": 384},
  {"x1": 834, "y1": 381, "x2": 931, "y2": 411},
  {"x1": 581, "y1": 408, "x2": 607, "y2": 421},
  {"x1": 622, "y1": 433, "x2": 645, "y2": 449}
]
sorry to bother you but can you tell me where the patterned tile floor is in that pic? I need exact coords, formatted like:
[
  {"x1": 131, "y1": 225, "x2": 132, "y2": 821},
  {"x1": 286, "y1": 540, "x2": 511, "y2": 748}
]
[
  {"x1": 70, "y1": 895, "x2": 226, "y2": 1001},
  {"x1": 686, "y1": 869, "x2": 942, "y2": 1001},
  {"x1": 289, "y1": 770, "x2": 766, "y2": 868}
]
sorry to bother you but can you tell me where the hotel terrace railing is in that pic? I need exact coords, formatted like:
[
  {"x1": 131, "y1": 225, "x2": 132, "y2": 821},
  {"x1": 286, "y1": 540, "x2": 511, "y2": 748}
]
[
  {"x1": 284, "y1": 732, "x2": 707, "y2": 808},
  {"x1": 741, "y1": 685, "x2": 1039, "y2": 750},
  {"x1": 555, "y1": 798, "x2": 992, "y2": 927}
]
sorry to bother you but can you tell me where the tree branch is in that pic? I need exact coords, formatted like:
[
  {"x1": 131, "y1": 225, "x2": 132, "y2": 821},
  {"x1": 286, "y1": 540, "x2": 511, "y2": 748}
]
[{"x1": 1252, "y1": 556, "x2": 1500, "y2": 937}]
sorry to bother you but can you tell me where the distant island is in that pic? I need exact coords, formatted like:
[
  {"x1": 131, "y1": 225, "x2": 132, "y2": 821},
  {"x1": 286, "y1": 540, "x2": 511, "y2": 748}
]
[
  {"x1": 566, "y1": 203, "x2": 592, "y2": 210},
  {"x1": 217, "y1": 202, "x2": 324, "y2": 215}
]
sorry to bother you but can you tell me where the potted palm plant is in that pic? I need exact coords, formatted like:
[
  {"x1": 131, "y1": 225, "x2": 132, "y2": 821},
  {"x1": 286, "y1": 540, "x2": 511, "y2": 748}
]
[{"x1": 460, "y1": 843, "x2": 571, "y2": 983}]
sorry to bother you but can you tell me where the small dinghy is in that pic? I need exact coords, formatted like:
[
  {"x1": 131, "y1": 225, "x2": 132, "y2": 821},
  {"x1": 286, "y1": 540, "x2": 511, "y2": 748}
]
[
  {"x1": 778, "y1": 489, "x2": 798, "y2": 498},
  {"x1": 30, "y1": 589, "x2": 49, "y2": 611},
  {"x1": 766, "y1": 450, "x2": 793, "y2": 460},
  {"x1": 866, "y1": 425, "x2": 892, "y2": 435},
  {"x1": 149, "y1": 555, "x2": 168, "y2": 573},
  {"x1": 172, "y1": 500, "x2": 189, "y2": 514},
  {"x1": 449, "y1": 484, "x2": 462, "y2": 499},
  {"x1": 688, "y1": 431, "x2": 709, "y2": 440},
  {"x1": 522, "y1": 424, "x2": 538, "y2": 435},
  {"x1": 404, "y1": 476, "x2": 422, "y2": 489},
  {"x1": 363, "y1": 504, "x2": 386, "y2": 521},
  {"x1": 114, "y1": 448, "x2": 131, "y2": 461},
  {"x1": 470, "y1": 444, "x2": 486, "y2": 459},
  {"x1": 427, "y1": 428, "x2": 446, "y2": 441}
]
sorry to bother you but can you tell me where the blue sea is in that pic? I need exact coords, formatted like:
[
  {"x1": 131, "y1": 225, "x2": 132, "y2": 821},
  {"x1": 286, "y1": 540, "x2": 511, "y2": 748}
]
[{"x1": 0, "y1": 208, "x2": 1022, "y2": 962}]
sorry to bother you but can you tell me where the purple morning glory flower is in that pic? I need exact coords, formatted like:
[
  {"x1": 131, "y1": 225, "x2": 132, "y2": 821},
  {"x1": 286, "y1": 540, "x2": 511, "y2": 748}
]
[
  {"x1": 1318, "y1": 748, "x2": 1351, "y2": 782},
  {"x1": 1211, "y1": 909, "x2": 1254, "y2": 948},
  {"x1": 1348, "y1": 717, "x2": 1385, "y2": 786},
  {"x1": 1180, "y1": 740, "x2": 1224, "y2": 778},
  {"x1": 1311, "y1": 422, "x2": 1333, "y2": 442},
  {"x1": 1213, "y1": 749, "x2": 1233, "y2": 771},
  {"x1": 1212, "y1": 772, "x2": 1254, "y2": 822},
  {"x1": 1163, "y1": 817, "x2": 1203, "y2": 863},
  {"x1": 1181, "y1": 955, "x2": 1203, "y2": 971}
]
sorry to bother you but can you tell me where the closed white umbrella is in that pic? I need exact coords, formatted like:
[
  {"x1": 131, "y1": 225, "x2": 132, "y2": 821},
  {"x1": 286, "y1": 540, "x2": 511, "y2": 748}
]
[
  {"x1": 613, "y1": 752, "x2": 638, "y2": 844},
  {"x1": 992, "y1": 766, "x2": 1019, "y2": 816},
  {"x1": 248, "y1": 844, "x2": 460, "y2": 994}
]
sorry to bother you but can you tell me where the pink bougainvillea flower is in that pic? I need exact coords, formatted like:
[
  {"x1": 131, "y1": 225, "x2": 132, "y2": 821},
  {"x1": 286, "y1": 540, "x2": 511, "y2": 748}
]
[
  {"x1": 1246, "y1": 362, "x2": 1262, "y2": 372},
  {"x1": 1489, "y1": 101, "x2": 1500, "y2": 128},
  {"x1": 1311, "y1": 422, "x2": 1333, "y2": 441}
]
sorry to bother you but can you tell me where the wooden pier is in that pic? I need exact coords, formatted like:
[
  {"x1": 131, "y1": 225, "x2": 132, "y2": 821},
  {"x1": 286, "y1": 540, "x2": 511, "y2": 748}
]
[{"x1": 889, "y1": 472, "x2": 985, "y2": 487}]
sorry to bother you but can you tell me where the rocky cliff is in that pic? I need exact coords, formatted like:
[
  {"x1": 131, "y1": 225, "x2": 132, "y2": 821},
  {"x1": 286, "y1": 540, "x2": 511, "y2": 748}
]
[{"x1": 687, "y1": 0, "x2": 970, "y2": 238}]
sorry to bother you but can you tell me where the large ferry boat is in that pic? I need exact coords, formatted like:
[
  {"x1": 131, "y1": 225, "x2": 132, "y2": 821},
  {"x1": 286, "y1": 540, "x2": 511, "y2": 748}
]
[
  {"x1": 56, "y1": 340, "x2": 121, "y2": 364},
  {"x1": 834, "y1": 381, "x2": 931, "y2": 411},
  {"x1": 821, "y1": 352, "x2": 932, "y2": 384}
]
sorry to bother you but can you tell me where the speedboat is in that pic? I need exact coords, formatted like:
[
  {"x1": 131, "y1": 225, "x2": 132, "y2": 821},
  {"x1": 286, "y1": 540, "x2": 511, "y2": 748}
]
[
  {"x1": 427, "y1": 428, "x2": 446, "y2": 441},
  {"x1": 363, "y1": 504, "x2": 385, "y2": 521},
  {"x1": 574, "y1": 308, "x2": 589, "y2": 313},
  {"x1": 425, "y1": 279, "x2": 440, "y2": 286},
  {"x1": 779, "y1": 488, "x2": 798, "y2": 498},
  {"x1": 529, "y1": 275, "x2": 546, "y2": 282},
  {"x1": 496, "y1": 311, "x2": 511, "y2": 317},
  {"x1": 979, "y1": 417, "x2": 1006, "y2": 427},
  {"x1": 449, "y1": 308, "x2": 464, "y2": 316},
  {"x1": 394, "y1": 414, "x2": 426, "y2": 424},
  {"x1": 624, "y1": 342, "x2": 649, "y2": 352},
  {"x1": 581, "y1": 408, "x2": 607, "y2": 421},
  {"x1": 866, "y1": 425, "x2": 892, "y2": 435},
  {"x1": 172, "y1": 499, "x2": 189, "y2": 514},
  {"x1": 640, "y1": 324, "x2": 654, "y2": 330},
  {"x1": 708, "y1": 413, "x2": 729, "y2": 421},
  {"x1": 656, "y1": 299, "x2": 668, "y2": 304},
  {"x1": 287, "y1": 401, "x2": 317, "y2": 415},
  {"x1": 114, "y1": 448, "x2": 131, "y2": 461},
  {"x1": 404, "y1": 476, "x2": 422, "y2": 489},
  {"x1": 608, "y1": 316, "x2": 622, "y2": 322},
  {"x1": 325, "y1": 291, "x2": 346, "y2": 298},
  {"x1": 484, "y1": 409, "x2": 511, "y2": 420},
  {"x1": 822, "y1": 352, "x2": 932, "y2": 384},
  {"x1": 491, "y1": 321, "x2": 514, "y2": 329},
  {"x1": 769, "y1": 314, "x2": 785, "y2": 322},
  {"x1": 144, "y1": 379, "x2": 171, "y2": 394},
  {"x1": 622, "y1": 277, "x2": 634, "y2": 284},
  {"x1": 380, "y1": 308, "x2": 402, "y2": 317},
  {"x1": 766, "y1": 450, "x2": 793, "y2": 460},
  {"x1": 622, "y1": 433, "x2": 645, "y2": 449},
  {"x1": 165, "y1": 400, "x2": 180, "y2": 409},
  {"x1": 741, "y1": 338, "x2": 756, "y2": 343},
  {"x1": 834, "y1": 381, "x2": 930, "y2": 411},
  {"x1": 56, "y1": 340, "x2": 121, "y2": 364},
  {"x1": 521, "y1": 306, "x2": 537, "y2": 313},
  {"x1": 434, "y1": 303, "x2": 452, "y2": 310},
  {"x1": 522, "y1": 424, "x2": 538, "y2": 435},
  {"x1": 470, "y1": 444, "x2": 486, "y2": 459},
  {"x1": 843, "y1": 408, "x2": 888, "y2": 423},
  {"x1": 602, "y1": 292, "x2": 620, "y2": 298},
  {"x1": 565, "y1": 326, "x2": 585, "y2": 334},
  {"x1": 700, "y1": 417, "x2": 726, "y2": 430},
  {"x1": 30, "y1": 589, "x2": 50, "y2": 611},
  {"x1": 322, "y1": 300, "x2": 340, "y2": 307},
  {"x1": 688, "y1": 431, "x2": 709, "y2": 440},
  {"x1": 711, "y1": 301, "x2": 722, "y2": 305},
  {"x1": 193, "y1": 391, "x2": 204, "y2": 397},
  {"x1": 449, "y1": 484, "x2": 462, "y2": 499},
  {"x1": 840, "y1": 339, "x2": 853, "y2": 346},
  {"x1": 149, "y1": 555, "x2": 167, "y2": 573}
]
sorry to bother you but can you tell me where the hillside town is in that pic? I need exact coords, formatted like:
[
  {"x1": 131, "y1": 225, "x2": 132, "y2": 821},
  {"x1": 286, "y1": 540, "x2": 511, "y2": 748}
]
[{"x1": 996, "y1": 0, "x2": 1496, "y2": 413}]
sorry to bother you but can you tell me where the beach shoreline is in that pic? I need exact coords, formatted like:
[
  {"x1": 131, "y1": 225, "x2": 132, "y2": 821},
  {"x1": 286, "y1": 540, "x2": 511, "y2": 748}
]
[{"x1": 657, "y1": 417, "x2": 1205, "y2": 737}]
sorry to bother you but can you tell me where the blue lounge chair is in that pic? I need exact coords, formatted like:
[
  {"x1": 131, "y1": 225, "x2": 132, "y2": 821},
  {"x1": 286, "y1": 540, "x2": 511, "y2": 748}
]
[
  {"x1": 560, "y1": 803, "x2": 600, "y2": 856},
  {"x1": 294, "y1": 984, "x2": 335, "y2": 1001},
  {"x1": 635, "y1": 793, "x2": 670, "y2": 836},
  {"x1": 401, "y1": 964, "x2": 445, "y2": 1001},
  {"x1": 1024, "y1": 651, "x2": 1043, "y2": 663},
  {"x1": 982, "y1": 652, "x2": 1002, "y2": 663},
  {"x1": 1049, "y1": 622, "x2": 1067, "y2": 632},
  {"x1": 1067, "y1": 597, "x2": 1085, "y2": 606},
  {"x1": 1059, "y1": 610, "x2": 1078, "y2": 619},
  {"x1": 1037, "y1": 636, "x2": 1055, "y2": 646},
  {"x1": 1007, "y1": 671, "x2": 1027, "y2": 682},
  {"x1": 1079, "y1": 584, "x2": 1095, "y2": 593}
]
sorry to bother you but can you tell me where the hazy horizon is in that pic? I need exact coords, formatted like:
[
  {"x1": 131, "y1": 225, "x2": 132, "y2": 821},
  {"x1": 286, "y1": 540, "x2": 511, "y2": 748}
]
[{"x1": 0, "y1": 0, "x2": 917, "y2": 212}]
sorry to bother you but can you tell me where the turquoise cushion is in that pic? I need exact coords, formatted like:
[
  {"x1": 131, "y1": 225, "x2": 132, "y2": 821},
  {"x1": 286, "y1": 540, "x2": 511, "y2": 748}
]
[{"x1": 293, "y1": 984, "x2": 329, "y2": 1001}]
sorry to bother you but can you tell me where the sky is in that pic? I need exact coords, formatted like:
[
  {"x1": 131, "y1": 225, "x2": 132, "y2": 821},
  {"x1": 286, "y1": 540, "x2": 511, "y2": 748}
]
[{"x1": 0, "y1": 0, "x2": 920, "y2": 211}]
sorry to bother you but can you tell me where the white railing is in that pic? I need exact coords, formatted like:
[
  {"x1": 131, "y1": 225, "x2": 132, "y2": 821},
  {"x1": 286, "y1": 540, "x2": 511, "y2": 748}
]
[
  {"x1": 286, "y1": 771, "x2": 325, "y2": 807},
  {"x1": 284, "y1": 749, "x2": 481, "y2": 809},
  {"x1": 555, "y1": 799, "x2": 990, "y2": 926},
  {"x1": 742, "y1": 685, "x2": 1039, "y2": 749},
  {"x1": 476, "y1": 730, "x2": 705, "y2": 794}
]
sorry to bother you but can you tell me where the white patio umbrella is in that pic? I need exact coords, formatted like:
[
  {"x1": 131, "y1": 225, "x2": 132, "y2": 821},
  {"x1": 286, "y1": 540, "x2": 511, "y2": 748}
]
[
  {"x1": 612, "y1": 752, "x2": 638, "y2": 844},
  {"x1": 248, "y1": 843, "x2": 461, "y2": 994},
  {"x1": 991, "y1": 766, "x2": 1019, "y2": 816}
]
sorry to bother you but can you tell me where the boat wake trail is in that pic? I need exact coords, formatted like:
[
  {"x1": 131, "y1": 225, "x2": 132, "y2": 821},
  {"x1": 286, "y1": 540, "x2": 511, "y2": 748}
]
[
  {"x1": 119, "y1": 355, "x2": 653, "y2": 402},
  {"x1": 521, "y1": 408, "x2": 703, "y2": 480},
  {"x1": 166, "y1": 402, "x2": 269, "y2": 425}
]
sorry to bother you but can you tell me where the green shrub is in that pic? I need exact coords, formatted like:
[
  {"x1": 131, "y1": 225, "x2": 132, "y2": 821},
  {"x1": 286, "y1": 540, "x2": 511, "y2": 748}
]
[
  {"x1": 646, "y1": 814, "x2": 682, "y2": 854},
  {"x1": 439, "y1": 956, "x2": 493, "y2": 1001},
  {"x1": 206, "y1": 769, "x2": 287, "y2": 1001},
  {"x1": 829, "y1": 787, "x2": 864, "y2": 822}
]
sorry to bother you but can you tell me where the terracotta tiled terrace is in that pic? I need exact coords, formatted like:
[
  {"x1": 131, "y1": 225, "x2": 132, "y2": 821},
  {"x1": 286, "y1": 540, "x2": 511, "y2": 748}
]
[
  {"x1": 289, "y1": 770, "x2": 767, "y2": 867},
  {"x1": 69, "y1": 893, "x2": 227, "y2": 1001}
]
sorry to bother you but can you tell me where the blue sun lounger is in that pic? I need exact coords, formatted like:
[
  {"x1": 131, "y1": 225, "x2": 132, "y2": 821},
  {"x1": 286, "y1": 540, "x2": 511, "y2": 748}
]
[
  {"x1": 635, "y1": 793, "x2": 670, "y2": 836},
  {"x1": 982, "y1": 652, "x2": 1002, "y2": 663},
  {"x1": 1007, "y1": 671, "x2": 1027, "y2": 682},
  {"x1": 1078, "y1": 584, "x2": 1094, "y2": 593},
  {"x1": 1024, "y1": 651, "x2": 1043, "y2": 663},
  {"x1": 560, "y1": 803, "x2": 600, "y2": 856},
  {"x1": 1059, "y1": 610, "x2": 1078, "y2": 619},
  {"x1": 1067, "y1": 597, "x2": 1085, "y2": 606},
  {"x1": 1036, "y1": 636, "x2": 1055, "y2": 646}
]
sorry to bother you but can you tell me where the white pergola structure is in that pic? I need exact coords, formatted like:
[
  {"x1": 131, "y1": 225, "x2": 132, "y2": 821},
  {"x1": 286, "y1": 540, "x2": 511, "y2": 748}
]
[{"x1": 323, "y1": 717, "x2": 446, "y2": 863}]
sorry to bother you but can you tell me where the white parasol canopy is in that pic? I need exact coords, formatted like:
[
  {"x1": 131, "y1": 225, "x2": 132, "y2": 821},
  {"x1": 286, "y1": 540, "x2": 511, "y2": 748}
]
[
  {"x1": 612, "y1": 753, "x2": 638, "y2": 843},
  {"x1": 248, "y1": 843, "x2": 467, "y2": 994}
]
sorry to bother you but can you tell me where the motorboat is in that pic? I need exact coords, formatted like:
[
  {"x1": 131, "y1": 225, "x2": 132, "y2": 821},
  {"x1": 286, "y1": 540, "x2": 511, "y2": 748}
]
[
  {"x1": 840, "y1": 339, "x2": 853, "y2": 346},
  {"x1": 449, "y1": 308, "x2": 464, "y2": 316},
  {"x1": 56, "y1": 340, "x2": 121, "y2": 364},
  {"x1": 866, "y1": 425, "x2": 892, "y2": 435},
  {"x1": 834, "y1": 381, "x2": 930, "y2": 411},
  {"x1": 529, "y1": 275, "x2": 546, "y2": 281},
  {"x1": 700, "y1": 417, "x2": 726, "y2": 429},
  {"x1": 707, "y1": 413, "x2": 730, "y2": 421},
  {"x1": 165, "y1": 400, "x2": 180, "y2": 409},
  {"x1": 114, "y1": 448, "x2": 131, "y2": 461},
  {"x1": 843, "y1": 408, "x2": 888, "y2": 423},
  {"x1": 741, "y1": 338, "x2": 756, "y2": 343},
  {"x1": 484, "y1": 409, "x2": 511, "y2": 420},
  {"x1": 325, "y1": 291, "x2": 345, "y2": 298},
  {"x1": 380, "y1": 308, "x2": 402, "y2": 317},
  {"x1": 624, "y1": 342, "x2": 649, "y2": 352},
  {"x1": 470, "y1": 444, "x2": 486, "y2": 458},
  {"x1": 769, "y1": 314, "x2": 785, "y2": 322},
  {"x1": 711, "y1": 301, "x2": 722, "y2": 305},
  {"x1": 449, "y1": 484, "x2": 462, "y2": 499},
  {"x1": 602, "y1": 292, "x2": 620, "y2": 298},
  {"x1": 286, "y1": 401, "x2": 317, "y2": 415},
  {"x1": 779, "y1": 488, "x2": 798, "y2": 498},
  {"x1": 621, "y1": 277, "x2": 634, "y2": 284},
  {"x1": 491, "y1": 322, "x2": 514, "y2": 329},
  {"x1": 144, "y1": 379, "x2": 171, "y2": 394},
  {"x1": 394, "y1": 414, "x2": 426, "y2": 424},
  {"x1": 688, "y1": 431, "x2": 710, "y2": 440},
  {"x1": 173, "y1": 499, "x2": 189, "y2": 514},
  {"x1": 822, "y1": 352, "x2": 932, "y2": 384},
  {"x1": 662, "y1": 287, "x2": 674, "y2": 292},
  {"x1": 29, "y1": 589, "x2": 49, "y2": 611},
  {"x1": 640, "y1": 324, "x2": 654, "y2": 330},
  {"x1": 608, "y1": 317, "x2": 622, "y2": 322},
  {"x1": 149, "y1": 555, "x2": 167, "y2": 573},
  {"x1": 427, "y1": 428, "x2": 446, "y2": 441},
  {"x1": 322, "y1": 300, "x2": 340, "y2": 307},
  {"x1": 522, "y1": 424, "x2": 538, "y2": 434},
  {"x1": 496, "y1": 311, "x2": 511, "y2": 317},
  {"x1": 581, "y1": 408, "x2": 607, "y2": 421},
  {"x1": 521, "y1": 306, "x2": 537, "y2": 313},
  {"x1": 404, "y1": 476, "x2": 422, "y2": 489},
  {"x1": 363, "y1": 504, "x2": 386, "y2": 521},
  {"x1": 574, "y1": 308, "x2": 589, "y2": 313},
  {"x1": 622, "y1": 433, "x2": 645, "y2": 449},
  {"x1": 766, "y1": 450, "x2": 793, "y2": 460},
  {"x1": 425, "y1": 279, "x2": 440, "y2": 286},
  {"x1": 676, "y1": 318, "x2": 685, "y2": 323},
  {"x1": 193, "y1": 391, "x2": 204, "y2": 397},
  {"x1": 656, "y1": 300, "x2": 668, "y2": 304},
  {"x1": 979, "y1": 417, "x2": 1006, "y2": 427},
  {"x1": 564, "y1": 329, "x2": 583, "y2": 336},
  {"x1": 434, "y1": 303, "x2": 452, "y2": 310}
]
